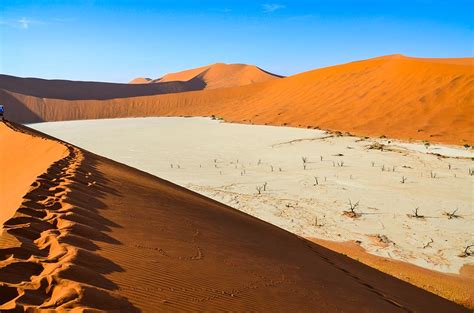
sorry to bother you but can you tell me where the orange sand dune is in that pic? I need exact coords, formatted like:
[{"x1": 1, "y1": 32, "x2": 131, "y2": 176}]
[
  {"x1": 2, "y1": 55, "x2": 472, "y2": 145},
  {"x1": 0, "y1": 121, "x2": 469, "y2": 312},
  {"x1": 0, "y1": 123, "x2": 67, "y2": 227},
  {"x1": 129, "y1": 77, "x2": 152, "y2": 84},
  {"x1": 149, "y1": 63, "x2": 283, "y2": 89}
]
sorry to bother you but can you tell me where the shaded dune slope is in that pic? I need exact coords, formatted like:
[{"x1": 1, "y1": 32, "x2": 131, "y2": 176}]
[
  {"x1": 3, "y1": 55, "x2": 473, "y2": 145},
  {"x1": 0, "y1": 122, "x2": 469, "y2": 312},
  {"x1": 0, "y1": 74, "x2": 206, "y2": 100},
  {"x1": 0, "y1": 63, "x2": 280, "y2": 101}
]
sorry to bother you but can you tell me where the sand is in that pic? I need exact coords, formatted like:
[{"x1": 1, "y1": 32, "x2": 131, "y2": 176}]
[
  {"x1": 309, "y1": 238, "x2": 474, "y2": 308},
  {"x1": 129, "y1": 77, "x2": 152, "y2": 84},
  {"x1": 30, "y1": 116, "x2": 474, "y2": 307},
  {"x1": 0, "y1": 120, "x2": 469, "y2": 311},
  {"x1": 0, "y1": 74, "x2": 205, "y2": 100},
  {"x1": 0, "y1": 122, "x2": 67, "y2": 227},
  {"x1": 149, "y1": 63, "x2": 283, "y2": 89},
  {"x1": 3, "y1": 55, "x2": 473, "y2": 145}
]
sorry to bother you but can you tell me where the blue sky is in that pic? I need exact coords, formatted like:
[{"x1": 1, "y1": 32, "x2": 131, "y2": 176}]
[{"x1": 1, "y1": 0, "x2": 473, "y2": 82}]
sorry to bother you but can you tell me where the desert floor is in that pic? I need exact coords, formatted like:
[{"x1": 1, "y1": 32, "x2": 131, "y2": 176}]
[{"x1": 30, "y1": 117, "x2": 473, "y2": 274}]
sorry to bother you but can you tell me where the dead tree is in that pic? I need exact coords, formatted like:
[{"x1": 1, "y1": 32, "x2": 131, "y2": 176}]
[
  {"x1": 408, "y1": 207, "x2": 425, "y2": 219},
  {"x1": 302, "y1": 157, "x2": 308, "y2": 170},
  {"x1": 459, "y1": 245, "x2": 474, "y2": 257},
  {"x1": 314, "y1": 216, "x2": 324, "y2": 227},
  {"x1": 423, "y1": 238, "x2": 434, "y2": 249},
  {"x1": 444, "y1": 209, "x2": 461, "y2": 219},
  {"x1": 343, "y1": 200, "x2": 361, "y2": 218}
]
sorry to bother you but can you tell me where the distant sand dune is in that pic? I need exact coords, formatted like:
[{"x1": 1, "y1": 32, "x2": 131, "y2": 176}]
[
  {"x1": 2, "y1": 55, "x2": 472, "y2": 145},
  {"x1": 148, "y1": 63, "x2": 283, "y2": 89},
  {"x1": 0, "y1": 121, "x2": 469, "y2": 311},
  {"x1": 0, "y1": 63, "x2": 280, "y2": 101}
]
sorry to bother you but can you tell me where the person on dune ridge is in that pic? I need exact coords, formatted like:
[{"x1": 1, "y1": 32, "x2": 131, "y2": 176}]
[{"x1": 0, "y1": 105, "x2": 4, "y2": 121}]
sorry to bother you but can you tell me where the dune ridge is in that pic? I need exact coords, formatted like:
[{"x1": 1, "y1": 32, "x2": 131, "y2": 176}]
[
  {"x1": 2, "y1": 55, "x2": 473, "y2": 145},
  {"x1": 1, "y1": 122, "x2": 137, "y2": 311},
  {"x1": 0, "y1": 121, "x2": 469, "y2": 311},
  {"x1": 149, "y1": 63, "x2": 283, "y2": 89},
  {"x1": 129, "y1": 77, "x2": 152, "y2": 84},
  {"x1": 0, "y1": 123, "x2": 68, "y2": 227}
]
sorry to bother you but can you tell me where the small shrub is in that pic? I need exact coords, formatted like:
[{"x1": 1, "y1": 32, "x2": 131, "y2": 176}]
[{"x1": 368, "y1": 142, "x2": 385, "y2": 150}]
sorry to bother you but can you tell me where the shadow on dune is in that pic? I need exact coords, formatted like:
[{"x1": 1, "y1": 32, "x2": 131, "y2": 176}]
[
  {"x1": 0, "y1": 89, "x2": 44, "y2": 123},
  {"x1": 0, "y1": 74, "x2": 206, "y2": 100},
  {"x1": 0, "y1": 122, "x2": 139, "y2": 312}
]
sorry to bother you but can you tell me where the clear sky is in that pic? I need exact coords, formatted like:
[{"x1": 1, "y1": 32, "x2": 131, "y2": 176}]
[{"x1": 1, "y1": 0, "x2": 473, "y2": 82}]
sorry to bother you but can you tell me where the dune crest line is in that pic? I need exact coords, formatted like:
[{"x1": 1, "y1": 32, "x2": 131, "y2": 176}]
[{"x1": 0, "y1": 123, "x2": 137, "y2": 311}]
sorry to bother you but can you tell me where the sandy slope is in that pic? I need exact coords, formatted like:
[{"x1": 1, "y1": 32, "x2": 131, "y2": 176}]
[
  {"x1": 2, "y1": 55, "x2": 472, "y2": 145},
  {"x1": 310, "y1": 238, "x2": 474, "y2": 309},
  {"x1": 0, "y1": 74, "x2": 207, "y2": 100},
  {"x1": 129, "y1": 77, "x2": 152, "y2": 84},
  {"x1": 0, "y1": 123, "x2": 67, "y2": 227},
  {"x1": 149, "y1": 63, "x2": 283, "y2": 89},
  {"x1": 0, "y1": 121, "x2": 469, "y2": 312},
  {"x1": 29, "y1": 117, "x2": 474, "y2": 307}
]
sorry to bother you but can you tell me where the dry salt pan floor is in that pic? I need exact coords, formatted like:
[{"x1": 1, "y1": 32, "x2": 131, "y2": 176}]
[{"x1": 30, "y1": 117, "x2": 474, "y2": 274}]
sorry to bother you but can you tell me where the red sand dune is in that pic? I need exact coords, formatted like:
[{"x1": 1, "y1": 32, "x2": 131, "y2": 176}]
[
  {"x1": 1, "y1": 55, "x2": 472, "y2": 145},
  {"x1": 148, "y1": 63, "x2": 283, "y2": 89},
  {"x1": 0, "y1": 124, "x2": 67, "y2": 226},
  {"x1": 129, "y1": 77, "x2": 152, "y2": 84},
  {"x1": 0, "y1": 121, "x2": 469, "y2": 311}
]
